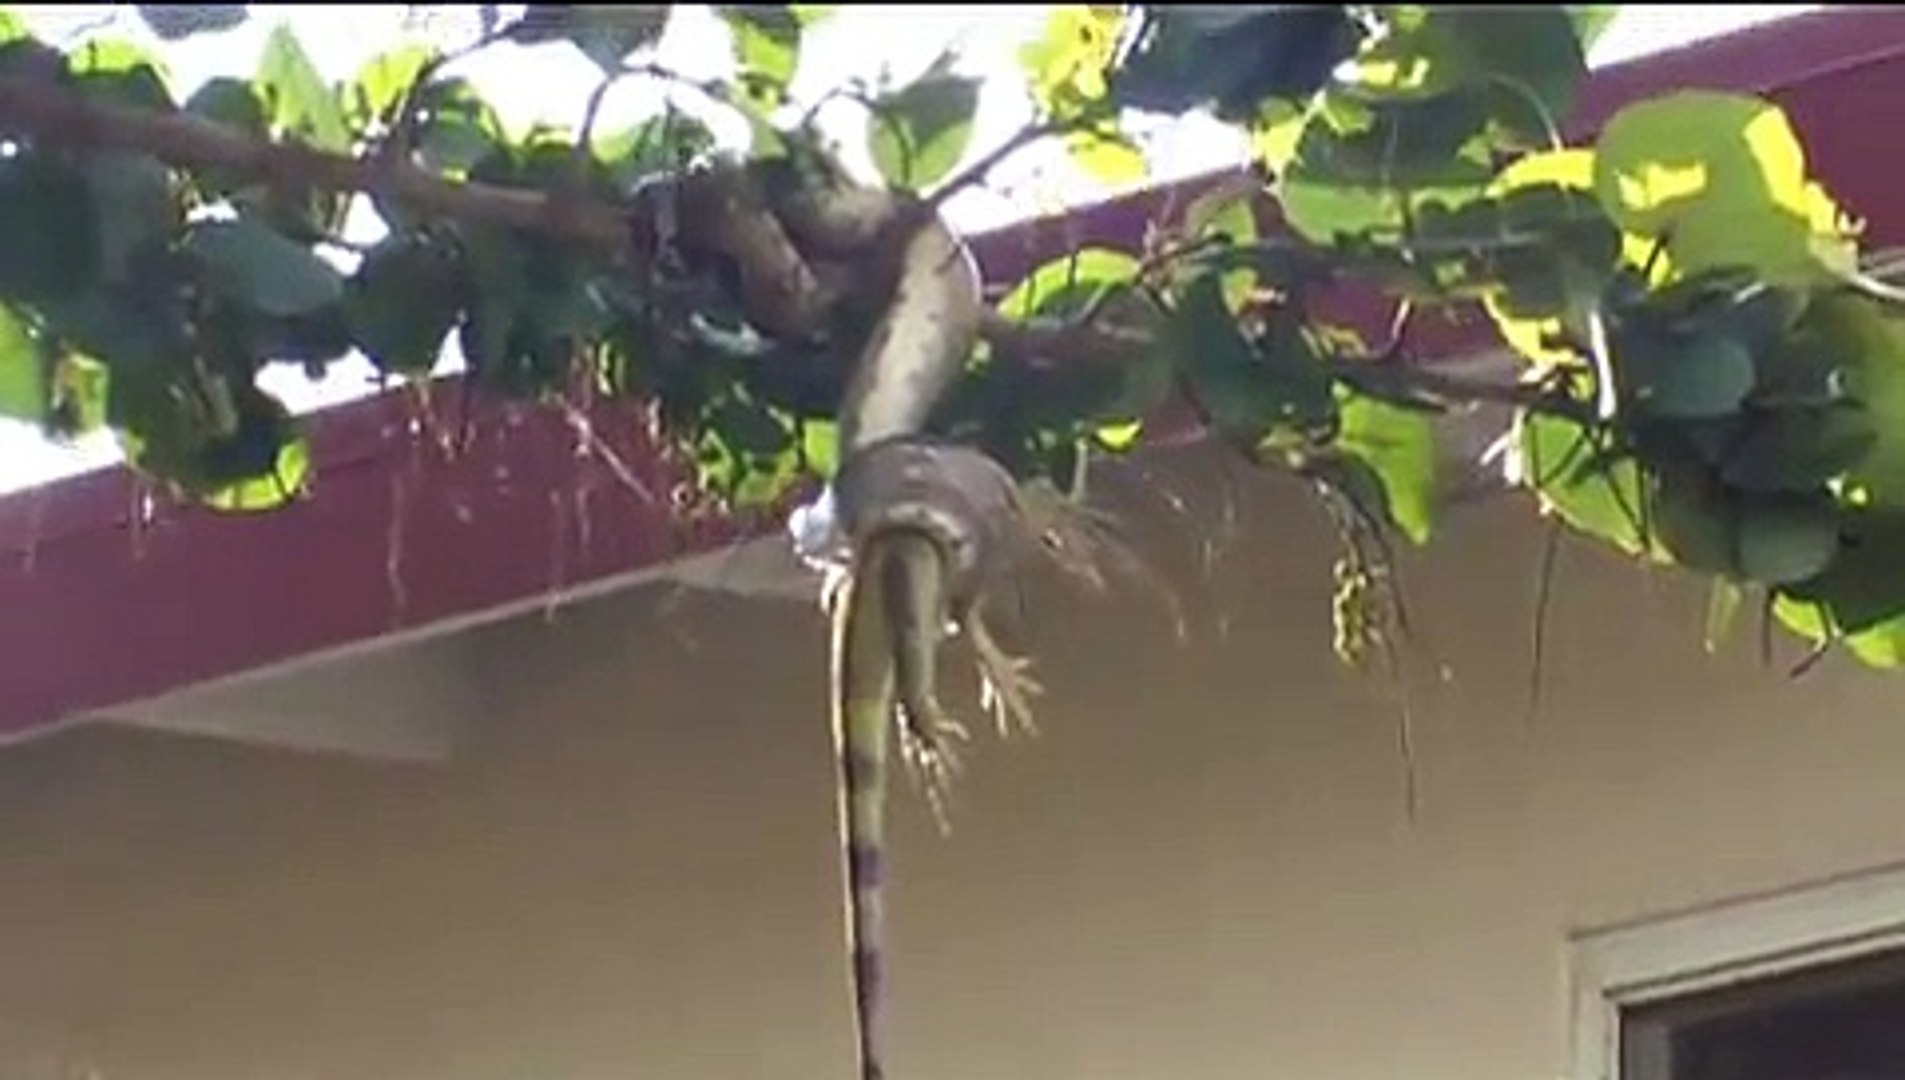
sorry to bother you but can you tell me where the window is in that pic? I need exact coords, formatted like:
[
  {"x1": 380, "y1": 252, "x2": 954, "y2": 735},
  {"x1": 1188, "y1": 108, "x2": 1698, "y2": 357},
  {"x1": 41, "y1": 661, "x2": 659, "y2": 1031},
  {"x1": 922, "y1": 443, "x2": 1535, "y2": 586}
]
[{"x1": 1571, "y1": 862, "x2": 1905, "y2": 1080}]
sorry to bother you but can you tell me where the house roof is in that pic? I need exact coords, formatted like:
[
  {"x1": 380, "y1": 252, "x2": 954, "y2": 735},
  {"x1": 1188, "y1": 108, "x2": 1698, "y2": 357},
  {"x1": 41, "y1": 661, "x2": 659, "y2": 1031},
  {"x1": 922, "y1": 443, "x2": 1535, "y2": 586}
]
[{"x1": 2, "y1": 8, "x2": 1902, "y2": 746}]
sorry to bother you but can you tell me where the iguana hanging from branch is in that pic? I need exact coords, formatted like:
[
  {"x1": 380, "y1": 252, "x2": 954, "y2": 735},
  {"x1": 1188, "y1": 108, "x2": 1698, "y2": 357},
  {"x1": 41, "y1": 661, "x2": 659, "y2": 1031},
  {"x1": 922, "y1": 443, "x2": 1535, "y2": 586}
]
[{"x1": 639, "y1": 137, "x2": 1114, "y2": 1080}]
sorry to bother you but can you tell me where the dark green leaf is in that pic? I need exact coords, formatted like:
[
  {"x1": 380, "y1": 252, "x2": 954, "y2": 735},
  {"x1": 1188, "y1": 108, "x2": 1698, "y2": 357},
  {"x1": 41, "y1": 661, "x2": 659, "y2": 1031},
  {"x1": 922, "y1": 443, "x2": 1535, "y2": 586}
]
[
  {"x1": 338, "y1": 234, "x2": 449, "y2": 370},
  {"x1": 867, "y1": 72, "x2": 981, "y2": 192},
  {"x1": 1781, "y1": 512, "x2": 1905, "y2": 635},
  {"x1": 1625, "y1": 330, "x2": 1757, "y2": 419},
  {"x1": 1722, "y1": 404, "x2": 1875, "y2": 493},
  {"x1": 411, "y1": 77, "x2": 509, "y2": 175},
  {"x1": 1113, "y1": 6, "x2": 1359, "y2": 121},
  {"x1": 509, "y1": 6, "x2": 670, "y2": 74},
  {"x1": 1172, "y1": 274, "x2": 1333, "y2": 441},
  {"x1": 0, "y1": 154, "x2": 100, "y2": 301},
  {"x1": 186, "y1": 76, "x2": 268, "y2": 134},
  {"x1": 1737, "y1": 494, "x2": 1840, "y2": 585},
  {"x1": 138, "y1": 5, "x2": 248, "y2": 40},
  {"x1": 184, "y1": 216, "x2": 344, "y2": 316},
  {"x1": 83, "y1": 153, "x2": 175, "y2": 285}
]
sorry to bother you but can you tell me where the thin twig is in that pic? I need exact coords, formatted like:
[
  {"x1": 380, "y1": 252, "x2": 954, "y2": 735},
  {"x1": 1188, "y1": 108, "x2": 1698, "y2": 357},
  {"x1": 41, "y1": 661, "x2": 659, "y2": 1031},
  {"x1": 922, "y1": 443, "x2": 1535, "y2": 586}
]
[{"x1": 925, "y1": 119, "x2": 1062, "y2": 211}]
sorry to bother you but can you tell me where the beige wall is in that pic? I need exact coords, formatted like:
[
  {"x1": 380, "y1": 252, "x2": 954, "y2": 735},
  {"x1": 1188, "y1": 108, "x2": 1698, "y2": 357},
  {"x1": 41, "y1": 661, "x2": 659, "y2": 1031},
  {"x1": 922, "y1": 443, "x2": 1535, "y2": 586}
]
[{"x1": 4, "y1": 448, "x2": 1905, "y2": 1079}]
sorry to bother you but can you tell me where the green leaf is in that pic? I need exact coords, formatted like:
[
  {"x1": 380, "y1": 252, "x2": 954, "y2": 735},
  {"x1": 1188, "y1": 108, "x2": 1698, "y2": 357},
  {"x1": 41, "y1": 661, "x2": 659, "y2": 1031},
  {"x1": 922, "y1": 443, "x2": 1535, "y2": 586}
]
[
  {"x1": 0, "y1": 303, "x2": 45, "y2": 423},
  {"x1": 717, "y1": 5, "x2": 802, "y2": 106},
  {"x1": 799, "y1": 417, "x2": 838, "y2": 477},
  {"x1": 997, "y1": 247, "x2": 1140, "y2": 322},
  {"x1": 345, "y1": 234, "x2": 463, "y2": 377},
  {"x1": 184, "y1": 217, "x2": 344, "y2": 317},
  {"x1": 867, "y1": 71, "x2": 981, "y2": 192},
  {"x1": 1519, "y1": 412, "x2": 1655, "y2": 557},
  {"x1": 1334, "y1": 387, "x2": 1437, "y2": 544},
  {"x1": 138, "y1": 5, "x2": 248, "y2": 40},
  {"x1": 595, "y1": 110, "x2": 717, "y2": 189},
  {"x1": 256, "y1": 23, "x2": 351, "y2": 153}
]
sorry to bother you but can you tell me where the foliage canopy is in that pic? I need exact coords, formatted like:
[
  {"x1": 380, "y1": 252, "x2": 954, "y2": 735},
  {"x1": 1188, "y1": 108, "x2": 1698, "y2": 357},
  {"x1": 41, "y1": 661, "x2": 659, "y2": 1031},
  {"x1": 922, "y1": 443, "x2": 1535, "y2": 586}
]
[{"x1": 1, "y1": 4, "x2": 1903, "y2": 669}]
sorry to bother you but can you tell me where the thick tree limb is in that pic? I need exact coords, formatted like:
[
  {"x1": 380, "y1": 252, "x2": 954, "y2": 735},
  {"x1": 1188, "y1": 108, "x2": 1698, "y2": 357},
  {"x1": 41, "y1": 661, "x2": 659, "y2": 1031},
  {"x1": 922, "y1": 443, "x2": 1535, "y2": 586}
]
[{"x1": 0, "y1": 74, "x2": 1585, "y2": 425}]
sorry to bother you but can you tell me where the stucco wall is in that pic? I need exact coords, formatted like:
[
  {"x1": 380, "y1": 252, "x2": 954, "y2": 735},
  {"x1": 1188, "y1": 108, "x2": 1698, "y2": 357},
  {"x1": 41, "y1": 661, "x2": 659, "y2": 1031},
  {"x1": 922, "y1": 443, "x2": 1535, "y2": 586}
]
[{"x1": 3, "y1": 447, "x2": 1905, "y2": 1079}]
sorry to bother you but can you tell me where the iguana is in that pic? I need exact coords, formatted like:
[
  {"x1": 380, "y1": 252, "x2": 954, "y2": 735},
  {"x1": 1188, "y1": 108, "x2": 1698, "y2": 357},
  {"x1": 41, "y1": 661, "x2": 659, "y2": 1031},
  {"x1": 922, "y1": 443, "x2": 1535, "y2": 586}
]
[
  {"x1": 818, "y1": 437, "x2": 1091, "y2": 1080},
  {"x1": 789, "y1": 187, "x2": 1107, "y2": 1080}
]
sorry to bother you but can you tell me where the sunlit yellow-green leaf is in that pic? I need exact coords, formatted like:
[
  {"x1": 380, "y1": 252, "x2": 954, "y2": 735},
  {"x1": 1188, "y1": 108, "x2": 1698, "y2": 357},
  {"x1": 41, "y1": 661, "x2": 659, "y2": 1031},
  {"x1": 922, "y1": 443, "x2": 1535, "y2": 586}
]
[
  {"x1": 1020, "y1": 5, "x2": 1126, "y2": 121},
  {"x1": 1593, "y1": 92, "x2": 1856, "y2": 286},
  {"x1": 257, "y1": 24, "x2": 351, "y2": 153},
  {"x1": 1335, "y1": 388, "x2": 1437, "y2": 545},
  {"x1": 1066, "y1": 127, "x2": 1148, "y2": 186},
  {"x1": 348, "y1": 43, "x2": 434, "y2": 130},
  {"x1": 0, "y1": 303, "x2": 45, "y2": 424},
  {"x1": 203, "y1": 434, "x2": 311, "y2": 513},
  {"x1": 1484, "y1": 148, "x2": 1656, "y2": 366}
]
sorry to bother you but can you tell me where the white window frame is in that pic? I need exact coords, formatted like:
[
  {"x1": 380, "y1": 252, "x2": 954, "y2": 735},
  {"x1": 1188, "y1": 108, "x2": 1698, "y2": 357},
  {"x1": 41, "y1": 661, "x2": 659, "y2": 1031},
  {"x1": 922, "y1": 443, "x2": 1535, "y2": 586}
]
[{"x1": 1569, "y1": 858, "x2": 1905, "y2": 1080}]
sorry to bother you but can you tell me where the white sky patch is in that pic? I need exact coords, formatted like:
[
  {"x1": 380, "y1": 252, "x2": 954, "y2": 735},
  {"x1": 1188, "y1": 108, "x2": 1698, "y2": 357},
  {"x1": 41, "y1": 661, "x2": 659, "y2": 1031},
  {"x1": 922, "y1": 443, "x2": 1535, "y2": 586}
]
[{"x1": 0, "y1": 3, "x2": 1818, "y2": 495}]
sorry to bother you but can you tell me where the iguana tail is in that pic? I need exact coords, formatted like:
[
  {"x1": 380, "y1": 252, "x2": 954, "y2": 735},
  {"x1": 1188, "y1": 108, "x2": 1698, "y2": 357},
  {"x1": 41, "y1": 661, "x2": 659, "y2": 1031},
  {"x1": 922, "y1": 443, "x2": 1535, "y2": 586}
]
[{"x1": 832, "y1": 530, "x2": 940, "y2": 1080}]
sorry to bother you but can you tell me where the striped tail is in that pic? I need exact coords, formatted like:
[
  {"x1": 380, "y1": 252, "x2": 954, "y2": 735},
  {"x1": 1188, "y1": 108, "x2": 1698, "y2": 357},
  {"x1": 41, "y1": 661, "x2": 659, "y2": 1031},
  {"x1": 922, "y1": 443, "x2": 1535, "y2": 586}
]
[{"x1": 830, "y1": 537, "x2": 909, "y2": 1080}]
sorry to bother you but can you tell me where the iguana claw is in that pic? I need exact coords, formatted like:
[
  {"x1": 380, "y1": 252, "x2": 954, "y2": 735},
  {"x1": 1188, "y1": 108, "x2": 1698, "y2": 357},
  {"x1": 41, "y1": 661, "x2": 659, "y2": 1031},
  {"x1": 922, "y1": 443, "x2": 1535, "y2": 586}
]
[
  {"x1": 966, "y1": 610, "x2": 1044, "y2": 739},
  {"x1": 898, "y1": 703, "x2": 968, "y2": 834}
]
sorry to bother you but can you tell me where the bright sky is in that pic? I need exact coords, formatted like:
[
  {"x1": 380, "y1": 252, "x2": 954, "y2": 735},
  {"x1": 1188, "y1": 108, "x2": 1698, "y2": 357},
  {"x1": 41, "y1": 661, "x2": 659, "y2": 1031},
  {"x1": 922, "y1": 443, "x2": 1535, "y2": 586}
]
[{"x1": 0, "y1": 3, "x2": 1818, "y2": 497}]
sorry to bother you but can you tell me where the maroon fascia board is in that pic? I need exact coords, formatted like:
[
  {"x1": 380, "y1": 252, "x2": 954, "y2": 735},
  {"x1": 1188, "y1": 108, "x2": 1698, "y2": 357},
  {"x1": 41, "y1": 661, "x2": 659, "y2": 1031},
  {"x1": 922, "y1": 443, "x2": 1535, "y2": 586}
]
[{"x1": 0, "y1": 7, "x2": 1902, "y2": 744}]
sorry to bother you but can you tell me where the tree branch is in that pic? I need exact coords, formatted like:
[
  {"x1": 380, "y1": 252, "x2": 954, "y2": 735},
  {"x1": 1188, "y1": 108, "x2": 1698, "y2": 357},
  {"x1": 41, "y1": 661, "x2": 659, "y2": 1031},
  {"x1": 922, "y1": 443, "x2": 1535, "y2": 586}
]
[
  {"x1": 0, "y1": 75, "x2": 631, "y2": 252},
  {"x1": 977, "y1": 311, "x2": 1596, "y2": 423}
]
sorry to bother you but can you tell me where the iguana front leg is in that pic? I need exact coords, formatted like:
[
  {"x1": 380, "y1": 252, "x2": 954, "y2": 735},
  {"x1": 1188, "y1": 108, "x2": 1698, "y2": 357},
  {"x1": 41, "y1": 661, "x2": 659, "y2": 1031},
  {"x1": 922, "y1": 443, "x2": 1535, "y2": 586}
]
[{"x1": 962, "y1": 597, "x2": 1044, "y2": 740}]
